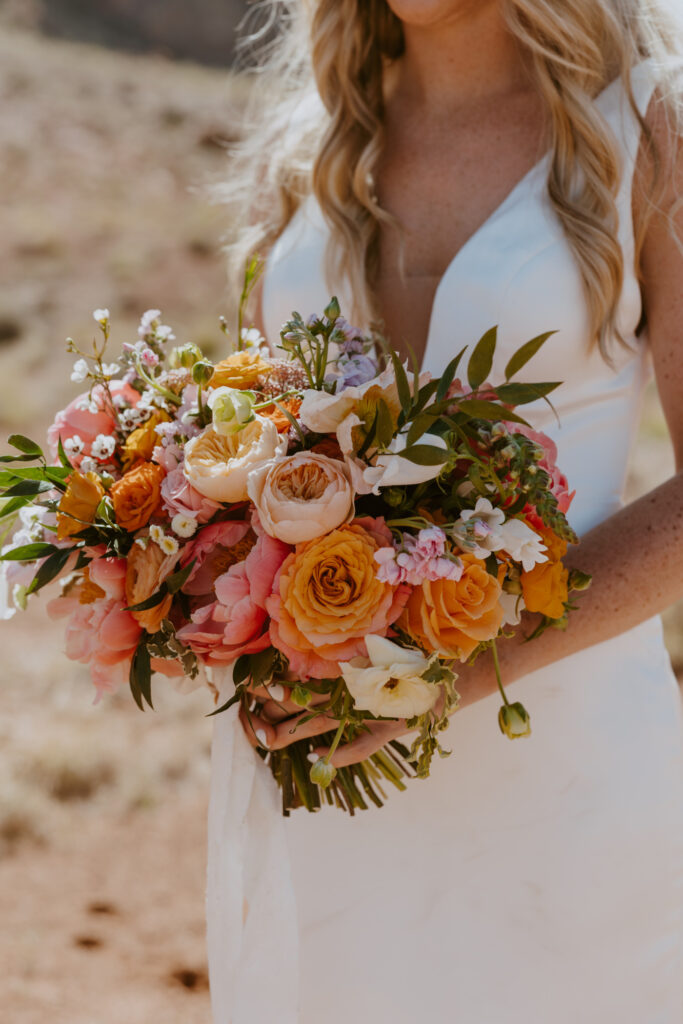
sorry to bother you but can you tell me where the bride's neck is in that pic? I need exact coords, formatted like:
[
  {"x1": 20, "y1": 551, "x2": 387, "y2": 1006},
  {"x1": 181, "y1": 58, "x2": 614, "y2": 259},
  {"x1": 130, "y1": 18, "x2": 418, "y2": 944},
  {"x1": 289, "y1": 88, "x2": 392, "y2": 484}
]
[{"x1": 388, "y1": 3, "x2": 533, "y2": 114}]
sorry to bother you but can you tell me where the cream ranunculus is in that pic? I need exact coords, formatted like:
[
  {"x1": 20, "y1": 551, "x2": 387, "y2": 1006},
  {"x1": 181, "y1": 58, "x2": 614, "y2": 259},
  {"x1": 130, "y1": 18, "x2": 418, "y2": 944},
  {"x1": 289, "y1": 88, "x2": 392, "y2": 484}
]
[
  {"x1": 247, "y1": 452, "x2": 354, "y2": 545},
  {"x1": 340, "y1": 634, "x2": 440, "y2": 719},
  {"x1": 183, "y1": 417, "x2": 287, "y2": 503},
  {"x1": 344, "y1": 430, "x2": 449, "y2": 496}
]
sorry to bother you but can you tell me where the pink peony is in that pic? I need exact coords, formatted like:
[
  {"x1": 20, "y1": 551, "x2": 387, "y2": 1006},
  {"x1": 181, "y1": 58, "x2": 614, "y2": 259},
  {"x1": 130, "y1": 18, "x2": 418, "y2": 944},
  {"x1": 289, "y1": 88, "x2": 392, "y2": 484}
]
[
  {"x1": 180, "y1": 519, "x2": 254, "y2": 596},
  {"x1": 47, "y1": 588, "x2": 142, "y2": 701},
  {"x1": 160, "y1": 467, "x2": 222, "y2": 524},
  {"x1": 177, "y1": 532, "x2": 289, "y2": 664},
  {"x1": 47, "y1": 381, "x2": 140, "y2": 467}
]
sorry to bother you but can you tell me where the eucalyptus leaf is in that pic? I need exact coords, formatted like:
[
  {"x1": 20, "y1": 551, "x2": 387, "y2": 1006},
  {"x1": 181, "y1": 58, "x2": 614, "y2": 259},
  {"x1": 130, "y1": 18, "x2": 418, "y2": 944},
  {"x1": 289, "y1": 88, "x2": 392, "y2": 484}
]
[
  {"x1": 466, "y1": 327, "x2": 497, "y2": 390},
  {"x1": 504, "y1": 331, "x2": 556, "y2": 380}
]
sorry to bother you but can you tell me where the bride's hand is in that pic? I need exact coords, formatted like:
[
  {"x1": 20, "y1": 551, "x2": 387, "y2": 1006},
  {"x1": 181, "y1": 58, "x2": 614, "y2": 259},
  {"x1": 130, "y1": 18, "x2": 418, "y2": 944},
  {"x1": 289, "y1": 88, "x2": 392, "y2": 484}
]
[{"x1": 238, "y1": 682, "x2": 341, "y2": 751}]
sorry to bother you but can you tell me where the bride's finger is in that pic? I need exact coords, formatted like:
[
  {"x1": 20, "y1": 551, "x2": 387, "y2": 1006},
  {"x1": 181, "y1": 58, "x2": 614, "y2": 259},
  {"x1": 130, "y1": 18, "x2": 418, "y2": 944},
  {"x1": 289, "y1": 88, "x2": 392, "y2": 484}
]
[
  {"x1": 239, "y1": 706, "x2": 276, "y2": 750},
  {"x1": 315, "y1": 720, "x2": 408, "y2": 768},
  {"x1": 269, "y1": 712, "x2": 339, "y2": 750},
  {"x1": 260, "y1": 689, "x2": 332, "y2": 722},
  {"x1": 247, "y1": 682, "x2": 291, "y2": 703}
]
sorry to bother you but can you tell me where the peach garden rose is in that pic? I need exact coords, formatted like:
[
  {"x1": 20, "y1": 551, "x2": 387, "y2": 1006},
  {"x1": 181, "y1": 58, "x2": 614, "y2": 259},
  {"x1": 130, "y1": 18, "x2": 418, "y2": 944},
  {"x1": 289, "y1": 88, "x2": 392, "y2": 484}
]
[
  {"x1": 247, "y1": 452, "x2": 354, "y2": 545},
  {"x1": 182, "y1": 418, "x2": 287, "y2": 503}
]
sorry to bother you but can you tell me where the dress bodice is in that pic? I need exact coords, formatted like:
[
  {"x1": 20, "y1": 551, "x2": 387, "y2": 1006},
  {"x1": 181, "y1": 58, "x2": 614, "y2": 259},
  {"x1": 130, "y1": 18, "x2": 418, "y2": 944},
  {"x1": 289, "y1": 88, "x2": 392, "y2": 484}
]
[{"x1": 262, "y1": 59, "x2": 666, "y2": 537}]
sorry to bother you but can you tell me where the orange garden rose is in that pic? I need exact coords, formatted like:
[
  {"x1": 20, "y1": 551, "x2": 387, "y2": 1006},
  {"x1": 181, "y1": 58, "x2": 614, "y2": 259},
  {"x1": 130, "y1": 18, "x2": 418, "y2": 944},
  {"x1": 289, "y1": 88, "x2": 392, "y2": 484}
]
[
  {"x1": 110, "y1": 461, "x2": 165, "y2": 532},
  {"x1": 259, "y1": 397, "x2": 303, "y2": 433},
  {"x1": 57, "y1": 471, "x2": 105, "y2": 540},
  {"x1": 399, "y1": 553, "x2": 504, "y2": 659},
  {"x1": 125, "y1": 540, "x2": 178, "y2": 633},
  {"x1": 121, "y1": 410, "x2": 171, "y2": 470},
  {"x1": 210, "y1": 350, "x2": 272, "y2": 389},
  {"x1": 520, "y1": 528, "x2": 569, "y2": 619},
  {"x1": 266, "y1": 517, "x2": 409, "y2": 679}
]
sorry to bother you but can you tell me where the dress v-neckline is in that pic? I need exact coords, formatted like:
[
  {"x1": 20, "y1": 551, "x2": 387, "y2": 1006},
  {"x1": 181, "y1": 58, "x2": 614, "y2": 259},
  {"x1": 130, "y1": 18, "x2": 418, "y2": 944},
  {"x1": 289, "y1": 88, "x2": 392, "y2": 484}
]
[{"x1": 418, "y1": 150, "x2": 550, "y2": 372}]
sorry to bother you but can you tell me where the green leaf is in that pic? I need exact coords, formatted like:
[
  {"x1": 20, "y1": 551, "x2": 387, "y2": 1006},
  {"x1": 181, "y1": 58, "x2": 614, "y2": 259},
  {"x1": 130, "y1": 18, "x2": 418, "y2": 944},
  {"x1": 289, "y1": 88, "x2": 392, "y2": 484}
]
[
  {"x1": 233, "y1": 655, "x2": 252, "y2": 687},
  {"x1": 165, "y1": 559, "x2": 195, "y2": 594},
  {"x1": 389, "y1": 350, "x2": 411, "y2": 416},
  {"x1": 0, "y1": 453, "x2": 46, "y2": 464},
  {"x1": 406, "y1": 412, "x2": 439, "y2": 447},
  {"x1": 250, "y1": 646, "x2": 279, "y2": 686},
  {"x1": 455, "y1": 399, "x2": 529, "y2": 426},
  {"x1": 411, "y1": 378, "x2": 440, "y2": 415},
  {"x1": 485, "y1": 552, "x2": 499, "y2": 578},
  {"x1": 26, "y1": 547, "x2": 71, "y2": 594},
  {"x1": 57, "y1": 437, "x2": 73, "y2": 470},
  {"x1": 467, "y1": 327, "x2": 497, "y2": 391},
  {"x1": 207, "y1": 689, "x2": 244, "y2": 717},
  {"x1": 125, "y1": 587, "x2": 168, "y2": 613},
  {"x1": 495, "y1": 381, "x2": 561, "y2": 406},
  {"x1": 8, "y1": 435, "x2": 43, "y2": 458},
  {"x1": 504, "y1": 331, "x2": 556, "y2": 381},
  {"x1": 0, "y1": 496, "x2": 32, "y2": 519},
  {"x1": 1, "y1": 479, "x2": 53, "y2": 498},
  {"x1": 0, "y1": 542, "x2": 58, "y2": 562},
  {"x1": 436, "y1": 346, "x2": 467, "y2": 402},
  {"x1": 129, "y1": 640, "x2": 152, "y2": 711},
  {"x1": 374, "y1": 398, "x2": 395, "y2": 449},
  {"x1": 399, "y1": 444, "x2": 449, "y2": 467}
]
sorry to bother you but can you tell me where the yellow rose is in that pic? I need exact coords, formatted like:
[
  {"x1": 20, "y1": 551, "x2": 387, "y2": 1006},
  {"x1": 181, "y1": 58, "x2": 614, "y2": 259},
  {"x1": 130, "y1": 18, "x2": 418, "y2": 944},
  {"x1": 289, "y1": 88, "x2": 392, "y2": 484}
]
[
  {"x1": 520, "y1": 528, "x2": 569, "y2": 619},
  {"x1": 209, "y1": 350, "x2": 272, "y2": 389},
  {"x1": 183, "y1": 418, "x2": 287, "y2": 503},
  {"x1": 399, "y1": 553, "x2": 504, "y2": 660},
  {"x1": 57, "y1": 471, "x2": 105, "y2": 540},
  {"x1": 121, "y1": 410, "x2": 171, "y2": 470},
  {"x1": 267, "y1": 517, "x2": 409, "y2": 679}
]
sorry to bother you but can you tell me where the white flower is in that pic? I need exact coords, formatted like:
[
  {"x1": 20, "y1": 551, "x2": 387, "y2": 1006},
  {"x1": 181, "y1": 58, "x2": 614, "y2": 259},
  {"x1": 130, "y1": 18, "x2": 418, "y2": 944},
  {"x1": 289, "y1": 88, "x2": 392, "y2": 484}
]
[
  {"x1": 452, "y1": 497, "x2": 506, "y2": 558},
  {"x1": 79, "y1": 456, "x2": 97, "y2": 474},
  {"x1": 345, "y1": 430, "x2": 448, "y2": 496},
  {"x1": 499, "y1": 518, "x2": 548, "y2": 572},
  {"x1": 101, "y1": 362, "x2": 120, "y2": 377},
  {"x1": 240, "y1": 326, "x2": 264, "y2": 349},
  {"x1": 71, "y1": 358, "x2": 89, "y2": 383},
  {"x1": 149, "y1": 524, "x2": 165, "y2": 545},
  {"x1": 340, "y1": 635, "x2": 441, "y2": 720},
  {"x1": 91, "y1": 434, "x2": 116, "y2": 461},
  {"x1": 171, "y1": 514, "x2": 198, "y2": 538},
  {"x1": 499, "y1": 590, "x2": 525, "y2": 626},
  {"x1": 299, "y1": 363, "x2": 429, "y2": 435},
  {"x1": 63, "y1": 435, "x2": 85, "y2": 457},
  {"x1": 156, "y1": 324, "x2": 175, "y2": 342},
  {"x1": 158, "y1": 535, "x2": 179, "y2": 556},
  {"x1": 93, "y1": 308, "x2": 110, "y2": 324},
  {"x1": 138, "y1": 309, "x2": 161, "y2": 337}
]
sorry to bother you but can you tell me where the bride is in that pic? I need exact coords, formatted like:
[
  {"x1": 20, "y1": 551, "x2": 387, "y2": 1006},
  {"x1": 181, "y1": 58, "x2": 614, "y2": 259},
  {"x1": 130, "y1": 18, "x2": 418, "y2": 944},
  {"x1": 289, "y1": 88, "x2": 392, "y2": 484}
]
[{"x1": 208, "y1": 1, "x2": 683, "y2": 1021}]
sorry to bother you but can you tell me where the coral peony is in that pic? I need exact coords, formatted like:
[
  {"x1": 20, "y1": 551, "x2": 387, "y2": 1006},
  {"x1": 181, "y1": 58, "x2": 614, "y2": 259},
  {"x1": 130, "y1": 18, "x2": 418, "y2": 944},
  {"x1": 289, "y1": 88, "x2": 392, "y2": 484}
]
[
  {"x1": 160, "y1": 467, "x2": 221, "y2": 524},
  {"x1": 180, "y1": 519, "x2": 257, "y2": 595},
  {"x1": 47, "y1": 381, "x2": 139, "y2": 468}
]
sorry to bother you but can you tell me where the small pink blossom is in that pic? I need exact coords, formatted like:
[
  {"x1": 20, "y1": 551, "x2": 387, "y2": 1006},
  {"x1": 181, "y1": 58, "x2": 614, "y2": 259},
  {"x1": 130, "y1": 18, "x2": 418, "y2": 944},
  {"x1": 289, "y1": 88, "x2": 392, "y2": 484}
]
[
  {"x1": 160, "y1": 467, "x2": 222, "y2": 525},
  {"x1": 375, "y1": 527, "x2": 463, "y2": 587}
]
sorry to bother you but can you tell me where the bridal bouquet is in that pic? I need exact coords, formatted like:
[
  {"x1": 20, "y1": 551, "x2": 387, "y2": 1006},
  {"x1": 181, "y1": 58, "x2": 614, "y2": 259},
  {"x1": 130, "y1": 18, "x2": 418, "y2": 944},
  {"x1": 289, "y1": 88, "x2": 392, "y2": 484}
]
[{"x1": 0, "y1": 280, "x2": 588, "y2": 814}]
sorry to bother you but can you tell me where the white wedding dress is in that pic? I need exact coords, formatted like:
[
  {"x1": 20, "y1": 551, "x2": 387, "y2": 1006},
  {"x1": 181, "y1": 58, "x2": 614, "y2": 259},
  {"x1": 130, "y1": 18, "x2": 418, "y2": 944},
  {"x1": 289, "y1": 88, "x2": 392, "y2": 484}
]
[{"x1": 207, "y1": 58, "x2": 683, "y2": 1023}]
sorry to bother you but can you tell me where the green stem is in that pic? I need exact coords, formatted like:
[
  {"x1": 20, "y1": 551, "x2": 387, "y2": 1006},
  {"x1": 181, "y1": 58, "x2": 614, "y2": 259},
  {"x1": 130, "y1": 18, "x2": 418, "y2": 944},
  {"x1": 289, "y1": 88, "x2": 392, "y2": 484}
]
[
  {"x1": 134, "y1": 359, "x2": 182, "y2": 406},
  {"x1": 324, "y1": 693, "x2": 352, "y2": 765},
  {"x1": 490, "y1": 638, "x2": 509, "y2": 706}
]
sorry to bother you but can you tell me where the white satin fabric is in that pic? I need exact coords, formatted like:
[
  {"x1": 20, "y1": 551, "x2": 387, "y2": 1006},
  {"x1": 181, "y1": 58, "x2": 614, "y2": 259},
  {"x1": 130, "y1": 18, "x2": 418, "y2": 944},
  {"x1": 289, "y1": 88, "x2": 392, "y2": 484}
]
[{"x1": 208, "y1": 58, "x2": 683, "y2": 1022}]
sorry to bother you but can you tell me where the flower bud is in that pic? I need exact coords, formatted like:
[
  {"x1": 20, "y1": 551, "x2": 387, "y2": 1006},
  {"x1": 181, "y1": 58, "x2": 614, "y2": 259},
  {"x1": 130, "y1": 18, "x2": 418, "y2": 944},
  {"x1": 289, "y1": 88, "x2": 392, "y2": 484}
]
[
  {"x1": 383, "y1": 487, "x2": 406, "y2": 508},
  {"x1": 208, "y1": 387, "x2": 256, "y2": 435},
  {"x1": 569, "y1": 568, "x2": 592, "y2": 592},
  {"x1": 498, "y1": 701, "x2": 531, "y2": 739},
  {"x1": 323, "y1": 296, "x2": 341, "y2": 322},
  {"x1": 309, "y1": 757, "x2": 337, "y2": 788},
  {"x1": 169, "y1": 343, "x2": 203, "y2": 369},
  {"x1": 291, "y1": 685, "x2": 312, "y2": 707},
  {"x1": 192, "y1": 360, "x2": 215, "y2": 387}
]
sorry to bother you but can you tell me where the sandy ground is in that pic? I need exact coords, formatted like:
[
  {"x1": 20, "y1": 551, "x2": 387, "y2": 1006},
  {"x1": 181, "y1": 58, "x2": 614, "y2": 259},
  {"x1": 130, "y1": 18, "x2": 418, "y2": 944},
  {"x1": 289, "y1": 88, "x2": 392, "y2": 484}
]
[{"x1": 0, "y1": 22, "x2": 682, "y2": 1024}]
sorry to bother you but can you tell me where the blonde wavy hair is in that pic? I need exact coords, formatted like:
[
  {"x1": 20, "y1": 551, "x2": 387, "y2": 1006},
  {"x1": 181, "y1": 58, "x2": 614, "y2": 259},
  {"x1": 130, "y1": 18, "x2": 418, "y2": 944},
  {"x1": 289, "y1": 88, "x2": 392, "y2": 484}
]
[{"x1": 222, "y1": 0, "x2": 683, "y2": 356}]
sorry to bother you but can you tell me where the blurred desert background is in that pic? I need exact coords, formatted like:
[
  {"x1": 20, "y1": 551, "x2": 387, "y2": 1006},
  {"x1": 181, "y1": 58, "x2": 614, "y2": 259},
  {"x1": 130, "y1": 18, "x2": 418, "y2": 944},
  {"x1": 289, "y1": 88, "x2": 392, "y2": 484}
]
[{"x1": 0, "y1": 4, "x2": 681, "y2": 1022}]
